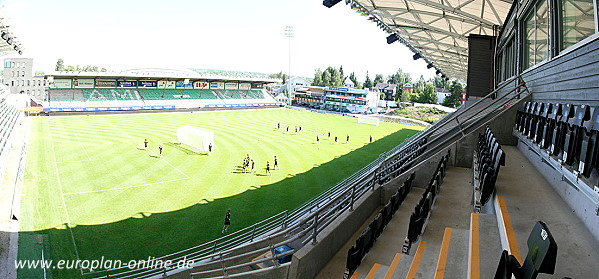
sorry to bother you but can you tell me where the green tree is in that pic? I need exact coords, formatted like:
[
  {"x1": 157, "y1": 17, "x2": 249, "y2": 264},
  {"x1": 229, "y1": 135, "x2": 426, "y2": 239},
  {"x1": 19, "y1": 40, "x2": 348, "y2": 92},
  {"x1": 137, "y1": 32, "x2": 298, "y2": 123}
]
[
  {"x1": 339, "y1": 65, "x2": 345, "y2": 82},
  {"x1": 417, "y1": 83, "x2": 438, "y2": 104},
  {"x1": 270, "y1": 72, "x2": 288, "y2": 84},
  {"x1": 322, "y1": 70, "x2": 332, "y2": 86},
  {"x1": 443, "y1": 80, "x2": 464, "y2": 108},
  {"x1": 374, "y1": 74, "x2": 385, "y2": 86},
  {"x1": 331, "y1": 67, "x2": 343, "y2": 86},
  {"x1": 313, "y1": 69, "x2": 323, "y2": 86},
  {"x1": 55, "y1": 59, "x2": 65, "y2": 71},
  {"x1": 348, "y1": 72, "x2": 359, "y2": 88},
  {"x1": 363, "y1": 72, "x2": 373, "y2": 89}
]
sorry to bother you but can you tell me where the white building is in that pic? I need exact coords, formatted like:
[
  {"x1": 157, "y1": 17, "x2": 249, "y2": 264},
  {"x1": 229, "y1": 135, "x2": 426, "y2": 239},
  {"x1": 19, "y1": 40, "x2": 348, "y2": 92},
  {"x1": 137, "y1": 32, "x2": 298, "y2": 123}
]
[
  {"x1": 3, "y1": 58, "x2": 47, "y2": 101},
  {"x1": 435, "y1": 88, "x2": 451, "y2": 104},
  {"x1": 323, "y1": 86, "x2": 380, "y2": 113}
]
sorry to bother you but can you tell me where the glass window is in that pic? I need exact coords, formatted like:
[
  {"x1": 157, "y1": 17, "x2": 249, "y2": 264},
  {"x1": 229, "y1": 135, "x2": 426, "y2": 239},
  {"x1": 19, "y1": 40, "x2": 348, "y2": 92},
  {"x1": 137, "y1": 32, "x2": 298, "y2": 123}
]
[
  {"x1": 524, "y1": 0, "x2": 550, "y2": 69},
  {"x1": 560, "y1": 0, "x2": 596, "y2": 50}
]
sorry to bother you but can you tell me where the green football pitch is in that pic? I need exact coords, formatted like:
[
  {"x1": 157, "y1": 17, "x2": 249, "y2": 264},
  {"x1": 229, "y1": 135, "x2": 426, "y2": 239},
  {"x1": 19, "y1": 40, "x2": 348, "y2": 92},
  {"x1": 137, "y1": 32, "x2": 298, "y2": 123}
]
[{"x1": 18, "y1": 108, "x2": 422, "y2": 278}]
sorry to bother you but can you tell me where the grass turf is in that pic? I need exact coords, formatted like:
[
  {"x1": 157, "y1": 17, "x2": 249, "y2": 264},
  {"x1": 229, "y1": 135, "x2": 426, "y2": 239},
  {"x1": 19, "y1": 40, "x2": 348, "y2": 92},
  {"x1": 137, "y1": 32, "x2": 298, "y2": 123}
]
[{"x1": 18, "y1": 108, "x2": 422, "y2": 278}]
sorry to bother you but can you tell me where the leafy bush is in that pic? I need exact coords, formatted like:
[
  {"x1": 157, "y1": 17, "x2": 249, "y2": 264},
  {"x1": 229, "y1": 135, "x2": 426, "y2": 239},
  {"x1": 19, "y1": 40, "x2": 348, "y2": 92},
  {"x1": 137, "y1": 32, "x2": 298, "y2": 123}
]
[{"x1": 386, "y1": 106, "x2": 448, "y2": 123}]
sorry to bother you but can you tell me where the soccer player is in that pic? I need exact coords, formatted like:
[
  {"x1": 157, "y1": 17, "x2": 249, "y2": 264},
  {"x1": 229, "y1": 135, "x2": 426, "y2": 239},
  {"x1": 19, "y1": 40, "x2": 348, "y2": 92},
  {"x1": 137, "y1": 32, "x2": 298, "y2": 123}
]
[
  {"x1": 251, "y1": 159, "x2": 255, "y2": 173},
  {"x1": 295, "y1": 127, "x2": 297, "y2": 133},
  {"x1": 266, "y1": 161, "x2": 271, "y2": 175},
  {"x1": 144, "y1": 139, "x2": 148, "y2": 150},
  {"x1": 286, "y1": 126, "x2": 289, "y2": 132},
  {"x1": 158, "y1": 145, "x2": 163, "y2": 157},
  {"x1": 334, "y1": 136, "x2": 338, "y2": 142},
  {"x1": 208, "y1": 143, "x2": 212, "y2": 154},
  {"x1": 299, "y1": 126, "x2": 302, "y2": 132},
  {"x1": 221, "y1": 209, "x2": 231, "y2": 233},
  {"x1": 328, "y1": 132, "x2": 331, "y2": 137},
  {"x1": 277, "y1": 122, "x2": 280, "y2": 129},
  {"x1": 346, "y1": 135, "x2": 350, "y2": 143},
  {"x1": 370, "y1": 135, "x2": 373, "y2": 143},
  {"x1": 316, "y1": 135, "x2": 319, "y2": 143},
  {"x1": 274, "y1": 156, "x2": 278, "y2": 169}
]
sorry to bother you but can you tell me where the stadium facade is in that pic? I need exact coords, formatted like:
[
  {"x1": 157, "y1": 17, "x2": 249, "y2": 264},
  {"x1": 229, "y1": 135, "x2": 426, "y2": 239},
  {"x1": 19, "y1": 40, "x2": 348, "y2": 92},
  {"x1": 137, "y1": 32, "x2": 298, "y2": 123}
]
[{"x1": 43, "y1": 69, "x2": 283, "y2": 113}]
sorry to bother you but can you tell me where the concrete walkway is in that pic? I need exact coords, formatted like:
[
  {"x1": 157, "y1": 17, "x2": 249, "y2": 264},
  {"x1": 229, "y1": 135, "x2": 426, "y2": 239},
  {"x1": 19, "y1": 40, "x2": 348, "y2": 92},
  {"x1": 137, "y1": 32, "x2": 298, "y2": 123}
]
[
  {"x1": 496, "y1": 145, "x2": 599, "y2": 278},
  {"x1": 315, "y1": 145, "x2": 599, "y2": 279}
]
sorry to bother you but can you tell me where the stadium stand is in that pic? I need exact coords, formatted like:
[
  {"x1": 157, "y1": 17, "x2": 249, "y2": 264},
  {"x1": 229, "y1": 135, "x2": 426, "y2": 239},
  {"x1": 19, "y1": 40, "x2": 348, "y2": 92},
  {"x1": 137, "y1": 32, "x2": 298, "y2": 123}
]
[
  {"x1": 472, "y1": 127, "x2": 505, "y2": 211},
  {"x1": 515, "y1": 102, "x2": 599, "y2": 185},
  {"x1": 344, "y1": 173, "x2": 415, "y2": 277},
  {"x1": 403, "y1": 153, "x2": 449, "y2": 254},
  {"x1": 46, "y1": 88, "x2": 277, "y2": 111}
]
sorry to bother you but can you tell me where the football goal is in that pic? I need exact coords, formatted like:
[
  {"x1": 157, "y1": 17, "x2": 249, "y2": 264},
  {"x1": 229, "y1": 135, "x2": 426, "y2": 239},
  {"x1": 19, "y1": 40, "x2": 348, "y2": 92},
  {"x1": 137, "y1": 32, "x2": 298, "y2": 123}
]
[
  {"x1": 177, "y1": 125, "x2": 214, "y2": 151},
  {"x1": 357, "y1": 115, "x2": 381, "y2": 126}
]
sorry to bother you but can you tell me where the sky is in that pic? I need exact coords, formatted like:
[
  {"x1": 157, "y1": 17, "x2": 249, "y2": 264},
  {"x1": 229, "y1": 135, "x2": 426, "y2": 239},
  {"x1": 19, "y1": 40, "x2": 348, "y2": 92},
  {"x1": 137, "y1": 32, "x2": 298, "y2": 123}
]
[{"x1": 2, "y1": 0, "x2": 438, "y2": 82}]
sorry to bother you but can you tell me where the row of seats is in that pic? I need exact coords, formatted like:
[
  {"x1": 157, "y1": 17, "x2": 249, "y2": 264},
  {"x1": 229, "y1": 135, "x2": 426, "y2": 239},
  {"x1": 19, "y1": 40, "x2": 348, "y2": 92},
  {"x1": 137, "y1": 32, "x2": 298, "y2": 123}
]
[
  {"x1": 0, "y1": 101, "x2": 21, "y2": 155},
  {"x1": 473, "y1": 127, "x2": 505, "y2": 210},
  {"x1": 516, "y1": 102, "x2": 599, "y2": 179},
  {"x1": 376, "y1": 138, "x2": 428, "y2": 186},
  {"x1": 49, "y1": 89, "x2": 266, "y2": 102},
  {"x1": 345, "y1": 173, "x2": 416, "y2": 277},
  {"x1": 402, "y1": 151, "x2": 450, "y2": 254},
  {"x1": 84, "y1": 89, "x2": 142, "y2": 101}
]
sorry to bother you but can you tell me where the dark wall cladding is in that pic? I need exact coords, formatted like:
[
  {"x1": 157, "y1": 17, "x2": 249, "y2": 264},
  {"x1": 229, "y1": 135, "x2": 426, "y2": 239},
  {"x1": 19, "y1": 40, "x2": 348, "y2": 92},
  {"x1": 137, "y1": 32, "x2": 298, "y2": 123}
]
[
  {"x1": 520, "y1": 37, "x2": 599, "y2": 106},
  {"x1": 467, "y1": 35, "x2": 496, "y2": 97}
]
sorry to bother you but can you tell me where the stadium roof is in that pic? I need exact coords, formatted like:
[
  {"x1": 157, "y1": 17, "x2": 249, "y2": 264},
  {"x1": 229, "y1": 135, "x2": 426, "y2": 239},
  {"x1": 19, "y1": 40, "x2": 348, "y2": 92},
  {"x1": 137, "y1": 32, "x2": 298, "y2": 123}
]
[
  {"x1": 0, "y1": 8, "x2": 23, "y2": 56},
  {"x1": 341, "y1": 0, "x2": 512, "y2": 80},
  {"x1": 47, "y1": 68, "x2": 282, "y2": 83}
]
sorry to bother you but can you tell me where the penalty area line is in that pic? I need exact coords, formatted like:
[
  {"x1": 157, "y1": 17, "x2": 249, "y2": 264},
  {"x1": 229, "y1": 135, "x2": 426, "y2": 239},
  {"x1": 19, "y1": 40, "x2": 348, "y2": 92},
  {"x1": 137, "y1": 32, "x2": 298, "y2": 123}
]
[
  {"x1": 63, "y1": 177, "x2": 190, "y2": 195},
  {"x1": 147, "y1": 149, "x2": 190, "y2": 179}
]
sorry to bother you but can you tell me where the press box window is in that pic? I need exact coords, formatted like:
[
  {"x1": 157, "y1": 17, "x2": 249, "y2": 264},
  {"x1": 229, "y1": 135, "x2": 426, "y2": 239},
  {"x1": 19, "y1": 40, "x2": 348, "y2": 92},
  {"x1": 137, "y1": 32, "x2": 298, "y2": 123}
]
[
  {"x1": 559, "y1": 0, "x2": 596, "y2": 51},
  {"x1": 524, "y1": 0, "x2": 550, "y2": 70}
]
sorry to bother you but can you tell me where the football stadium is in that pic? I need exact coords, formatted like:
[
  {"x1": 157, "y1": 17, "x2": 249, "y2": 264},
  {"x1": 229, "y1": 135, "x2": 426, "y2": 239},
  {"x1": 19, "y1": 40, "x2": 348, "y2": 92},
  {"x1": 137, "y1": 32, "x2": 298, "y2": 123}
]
[{"x1": 1, "y1": 0, "x2": 599, "y2": 279}]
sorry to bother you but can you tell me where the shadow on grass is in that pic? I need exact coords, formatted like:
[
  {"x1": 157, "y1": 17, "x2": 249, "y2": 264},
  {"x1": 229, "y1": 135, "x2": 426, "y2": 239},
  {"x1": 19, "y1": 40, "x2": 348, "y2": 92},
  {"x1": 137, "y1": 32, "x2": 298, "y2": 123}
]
[
  {"x1": 164, "y1": 142, "x2": 205, "y2": 156},
  {"x1": 18, "y1": 128, "x2": 420, "y2": 278}
]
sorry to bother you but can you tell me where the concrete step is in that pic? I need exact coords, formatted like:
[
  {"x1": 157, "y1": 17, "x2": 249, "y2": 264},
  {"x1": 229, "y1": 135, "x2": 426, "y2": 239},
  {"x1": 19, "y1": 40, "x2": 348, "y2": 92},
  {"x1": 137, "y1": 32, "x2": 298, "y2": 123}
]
[
  {"x1": 478, "y1": 213, "x2": 502, "y2": 279},
  {"x1": 352, "y1": 187, "x2": 426, "y2": 278},
  {"x1": 443, "y1": 228, "x2": 469, "y2": 279}
]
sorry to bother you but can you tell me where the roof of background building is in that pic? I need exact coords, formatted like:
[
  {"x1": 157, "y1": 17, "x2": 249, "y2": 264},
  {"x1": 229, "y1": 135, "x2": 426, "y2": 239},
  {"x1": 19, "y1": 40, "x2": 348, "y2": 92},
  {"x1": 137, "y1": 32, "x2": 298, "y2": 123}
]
[{"x1": 344, "y1": 0, "x2": 512, "y2": 80}]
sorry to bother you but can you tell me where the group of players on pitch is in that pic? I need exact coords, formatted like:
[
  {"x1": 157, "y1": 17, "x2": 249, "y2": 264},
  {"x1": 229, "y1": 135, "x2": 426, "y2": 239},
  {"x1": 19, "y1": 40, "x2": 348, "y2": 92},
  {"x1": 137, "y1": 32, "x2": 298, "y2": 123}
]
[
  {"x1": 277, "y1": 122, "x2": 373, "y2": 145},
  {"x1": 241, "y1": 154, "x2": 278, "y2": 175}
]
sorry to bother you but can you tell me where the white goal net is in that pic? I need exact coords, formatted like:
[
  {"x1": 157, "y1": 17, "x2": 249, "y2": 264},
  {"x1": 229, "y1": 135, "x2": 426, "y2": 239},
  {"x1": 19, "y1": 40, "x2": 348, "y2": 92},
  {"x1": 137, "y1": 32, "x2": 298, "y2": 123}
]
[
  {"x1": 177, "y1": 125, "x2": 214, "y2": 151},
  {"x1": 357, "y1": 115, "x2": 380, "y2": 126}
]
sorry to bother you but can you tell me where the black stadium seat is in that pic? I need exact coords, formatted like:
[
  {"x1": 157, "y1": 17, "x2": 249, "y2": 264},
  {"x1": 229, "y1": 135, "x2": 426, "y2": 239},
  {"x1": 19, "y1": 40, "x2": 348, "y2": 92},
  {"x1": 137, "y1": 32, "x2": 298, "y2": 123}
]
[
  {"x1": 527, "y1": 102, "x2": 540, "y2": 138},
  {"x1": 494, "y1": 221, "x2": 557, "y2": 279},
  {"x1": 533, "y1": 103, "x2": 547, "y2": 143},
  {"x1": 562, "y1": 105, "x2": 591, "y2": 165},
  {"x1": 579, "y1": 107, "x2": 599, "y2": 177},
  {"x1": 542, "y1": 103, "x2": 562, "y2": 149},
  {"x1": 551, "y1": 104, "x2": 574, "y2": 157},
  {"x1": 537, "y1": 103, "x2": 553, "y2": 146}
]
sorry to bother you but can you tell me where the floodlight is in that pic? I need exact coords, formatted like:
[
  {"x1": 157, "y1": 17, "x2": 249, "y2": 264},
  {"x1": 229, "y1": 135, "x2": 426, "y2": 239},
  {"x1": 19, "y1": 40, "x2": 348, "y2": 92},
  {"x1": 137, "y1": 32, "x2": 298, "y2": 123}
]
[
  {"x1": 427, "y1": 64, "x2": 433, "y2": 69},
  {"x1": 436, "y1": 70, "x2": 441, "y2": 75},
  {"x1": 413, "y1": 53, "x2": 421, "y2": 60},
  {"x1": 387, "y1": 34, "x2": 399, "y2": 44},
  {"x1": 323, "y1": 0, "x2": 342, "y2": 8}
]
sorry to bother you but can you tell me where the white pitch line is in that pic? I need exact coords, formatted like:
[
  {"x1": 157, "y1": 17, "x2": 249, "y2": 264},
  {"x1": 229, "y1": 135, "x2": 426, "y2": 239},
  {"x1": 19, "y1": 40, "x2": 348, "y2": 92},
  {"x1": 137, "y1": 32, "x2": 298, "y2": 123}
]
[
  {"x1": 47, "y1": 124, "x2": 81, "y2": 262},
  {"x1": 57, "y1": 159, "x2": 91, "y2": 163},
  {"x1": 63, "y1": 177, "x2": 189, "y2": 195},
  {"x1": 75, "y1": 133, "x2": 92, "y2": 161},
  {"x1": 147, "y1": 149, "x2": 190, "y2": 179}
]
